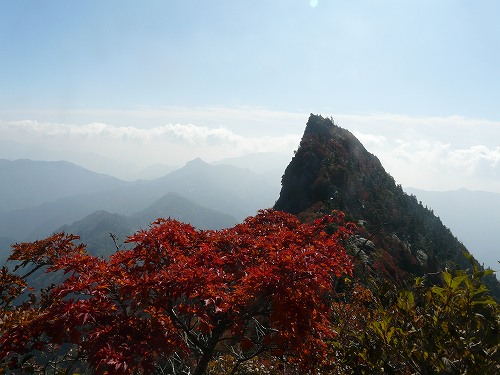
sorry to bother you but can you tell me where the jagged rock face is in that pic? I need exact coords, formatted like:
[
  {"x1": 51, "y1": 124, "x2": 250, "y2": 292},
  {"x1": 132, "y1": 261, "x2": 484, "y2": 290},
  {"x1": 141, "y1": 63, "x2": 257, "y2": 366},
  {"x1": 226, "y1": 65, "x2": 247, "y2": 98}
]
[
  {"x1": 275, "y1": 114, "x2": 389, "y2": 218},
  {"x1": 274, "y1": 114, "x2": 500, "y2": 297},
  {"x1": 275, "y1": 114, "x2": 408, "y2": 235}
]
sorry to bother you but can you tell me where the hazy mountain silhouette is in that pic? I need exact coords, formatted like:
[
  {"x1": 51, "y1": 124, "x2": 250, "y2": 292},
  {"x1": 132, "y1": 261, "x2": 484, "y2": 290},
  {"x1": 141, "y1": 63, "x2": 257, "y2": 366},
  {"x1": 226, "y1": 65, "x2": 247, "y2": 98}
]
[
  {"x1": 150, "y1": 158, "x2": 279, "y2": 220},
  {"x1": 58, "y1": 210, "x2": 133, "y2": 257},
  {"x1": 130, "y1": 192, "x2": 237, "y2": 231},
  {"x1": 53, "y1": 193, "x2": 237, "y2": 259},
  {"x1": 213, "y1": 152, "x2": 292, "y2": 174},
  {"x1": 0, "y1": 140, "x2": 146, "y2": 180},
  {"x1": 126, "y1": 163, "x2": 177, "y2": 181},
  {"x1": 1, "y1": 194, "x2": 237, "y2": 276},
  {"x1": 212, "y1": 152, "x2": 291, "y2": 196},
  {"x1": 0, "y1": 158, "x2": 273, "y2": 247},
  {"x1": 0, "y1": 159, "x2": 128, "y2": 213}
]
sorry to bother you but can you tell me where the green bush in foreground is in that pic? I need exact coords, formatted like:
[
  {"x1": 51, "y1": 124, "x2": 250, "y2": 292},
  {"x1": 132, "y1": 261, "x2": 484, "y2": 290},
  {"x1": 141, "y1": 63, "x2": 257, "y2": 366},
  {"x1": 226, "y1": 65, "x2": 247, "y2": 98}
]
[{"x1": 328, "y1": 259, "x2": 499, "y2": 374}]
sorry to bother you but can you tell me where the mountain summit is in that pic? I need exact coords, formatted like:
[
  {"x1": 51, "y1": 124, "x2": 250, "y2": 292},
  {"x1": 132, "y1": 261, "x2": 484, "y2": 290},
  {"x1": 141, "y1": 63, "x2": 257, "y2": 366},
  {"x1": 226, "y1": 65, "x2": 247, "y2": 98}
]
[
  {"x1": 275, "y1": 114, "x2": 499, "y2": 295},
  {"x1": 275, "y1": 114, "x2": 388, "y2": 217}
]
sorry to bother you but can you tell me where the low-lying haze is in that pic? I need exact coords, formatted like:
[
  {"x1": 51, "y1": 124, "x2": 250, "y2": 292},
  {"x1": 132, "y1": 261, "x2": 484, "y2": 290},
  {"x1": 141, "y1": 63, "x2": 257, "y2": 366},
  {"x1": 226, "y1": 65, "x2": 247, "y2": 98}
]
[{"x1": 1, "y1": 108, "x2": 499, "y2": 193}]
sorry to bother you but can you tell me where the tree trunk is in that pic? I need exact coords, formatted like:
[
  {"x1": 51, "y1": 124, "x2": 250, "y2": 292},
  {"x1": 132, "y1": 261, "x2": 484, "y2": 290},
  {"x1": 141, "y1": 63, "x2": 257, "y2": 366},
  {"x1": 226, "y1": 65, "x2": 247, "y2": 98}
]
[{"x1": 193, "y1": 321, "x2": 228, "y2": 375}]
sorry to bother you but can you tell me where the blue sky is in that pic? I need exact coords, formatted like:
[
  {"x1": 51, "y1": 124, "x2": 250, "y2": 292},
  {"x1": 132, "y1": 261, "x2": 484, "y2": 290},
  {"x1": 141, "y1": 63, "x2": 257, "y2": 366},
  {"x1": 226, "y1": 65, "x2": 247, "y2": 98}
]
[
  {"x1": 1, "y1": 1, "x2": 499, "y2": 192},
  {"x1": 2, "y1": 0, "x2": 499, "y2": 117}
]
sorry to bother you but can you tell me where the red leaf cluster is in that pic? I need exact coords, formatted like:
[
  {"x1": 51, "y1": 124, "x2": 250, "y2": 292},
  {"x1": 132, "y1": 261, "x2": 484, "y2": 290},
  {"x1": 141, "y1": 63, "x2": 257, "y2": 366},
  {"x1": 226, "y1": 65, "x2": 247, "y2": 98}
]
[{"x1": 0, "y1": 209, "x2": 355, "y2": 374}]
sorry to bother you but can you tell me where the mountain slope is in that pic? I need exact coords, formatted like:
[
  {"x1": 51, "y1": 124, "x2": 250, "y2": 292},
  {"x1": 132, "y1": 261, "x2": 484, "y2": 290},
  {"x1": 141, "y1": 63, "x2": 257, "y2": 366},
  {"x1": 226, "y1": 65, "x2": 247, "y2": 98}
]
[
  {"x1": 274, "y1": 114, "x2": 500, "y2": 296},
  {"x1": 405, "y1": 187, "x2": 500, "y2": 273},
  {"x1": 0, "y1": 159, "x2": 128, "y2": 213},
  {"x1": 0, "y1": 159, "x2": 273, "y2": 242},
  {"x1": 213, "y1": 152, "x2": 292, "y2": 176},
  {"x1": 150, "y1": 158, "x2": 279, "y2": 220},
  {"x1": 131, "y1": 192, "x2": 237, "y2": 231},
  {"x1": 55, "y1": 193, "x2": 237, "y2": 259},
  {"x1": 58, "y1": 210, "x2": 133, "y2": 257}
]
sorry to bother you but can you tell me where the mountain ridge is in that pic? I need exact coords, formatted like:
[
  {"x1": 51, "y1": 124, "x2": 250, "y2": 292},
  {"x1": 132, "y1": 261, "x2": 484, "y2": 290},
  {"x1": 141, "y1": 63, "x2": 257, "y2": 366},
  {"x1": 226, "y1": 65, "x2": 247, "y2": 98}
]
[
  {"x1": 274, "y1": 114, "x2": 500, "y2": 296},
  {"x1": 0, "y1": 159, "x2": 129, "y2": 213},
  {"x1": 0, "y1": 158, "x2": 276, "y2": 245},
  {"x1": 56, "y1": 192, "x2": 237, "y2": 258},
  {"x1": 405, "y1": 187, "x2": 500, "y2": 274}
]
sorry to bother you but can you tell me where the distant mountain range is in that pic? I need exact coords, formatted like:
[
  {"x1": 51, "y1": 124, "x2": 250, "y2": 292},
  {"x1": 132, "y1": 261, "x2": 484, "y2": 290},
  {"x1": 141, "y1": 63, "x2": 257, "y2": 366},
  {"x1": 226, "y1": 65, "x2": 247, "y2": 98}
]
[
  {"x1": 0, "y1": 159, "x2": 127, "y2": 213},
  {"x1": 0, "y1": 156, "x2": 281, "y2": 262},
  {"x1": 1, "y1": 138, "x2": 498, "y2": 295},
  {"x1": 0, "y1": 139, "x2": 141, "y2": 181}
]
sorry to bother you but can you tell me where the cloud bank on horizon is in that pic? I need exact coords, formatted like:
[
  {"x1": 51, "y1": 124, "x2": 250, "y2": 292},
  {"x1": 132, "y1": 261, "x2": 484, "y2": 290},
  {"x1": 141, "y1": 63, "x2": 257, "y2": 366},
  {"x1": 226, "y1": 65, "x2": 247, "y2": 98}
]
[
  {"x1": 1, "y1": 108, "x2": 499, "y2": 194},
  {"x1": 0, "y1": 1, "x2": 499, "y2": 192}
]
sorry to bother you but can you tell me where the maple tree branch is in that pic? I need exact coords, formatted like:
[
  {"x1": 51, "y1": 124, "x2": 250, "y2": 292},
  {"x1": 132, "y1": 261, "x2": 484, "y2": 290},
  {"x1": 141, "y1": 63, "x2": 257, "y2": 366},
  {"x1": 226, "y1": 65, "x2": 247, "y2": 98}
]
[
  {"x1": 166, "y1": 301, "x2": 205, "y2": 354},
  {"x1": 15, "y1": 262, "x2": 46, "y2": 281},
  {"x1": 109, "y1": 233, "x2": 121, "y2": 252},
  {"x1": 229, "y1": 345, "x2": 268, "y2": 375}
]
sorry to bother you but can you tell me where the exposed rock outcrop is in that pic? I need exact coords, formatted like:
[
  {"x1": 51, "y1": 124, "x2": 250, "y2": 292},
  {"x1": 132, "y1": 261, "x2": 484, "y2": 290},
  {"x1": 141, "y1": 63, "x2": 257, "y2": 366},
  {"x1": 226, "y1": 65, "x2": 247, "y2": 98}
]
[{"x1": 274, "y1": 114, "x2": 500, "y2": 297}]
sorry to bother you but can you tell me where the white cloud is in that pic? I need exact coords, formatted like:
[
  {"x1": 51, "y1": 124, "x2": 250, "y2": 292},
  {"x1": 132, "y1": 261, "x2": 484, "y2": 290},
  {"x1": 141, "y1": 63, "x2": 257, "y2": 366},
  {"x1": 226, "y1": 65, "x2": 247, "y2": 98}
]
[
  {"x1": 356, "y1": 135, "x2": 500, "y2": 192},
  {"x1": 447, "y1": 145, "x2": 500, "y2": 171},
  {"x1": 335, "y1": 113, "x2": 500, "y2": 193},
  {"x1": 351, "y1": 131, "x2": 387, "y2": 148},
  {"x1": 336, "y1": 112, "x2": 500, "y2": 149},
  {"x1": 1, "y1": 106, "x2": 308, "y2": 135},
  {"x1": 0, "y1": 119, "x2": 300, "y2": 171},
  {"x1": 1, "y1": 108, "x2": 499, "y2": 192}
]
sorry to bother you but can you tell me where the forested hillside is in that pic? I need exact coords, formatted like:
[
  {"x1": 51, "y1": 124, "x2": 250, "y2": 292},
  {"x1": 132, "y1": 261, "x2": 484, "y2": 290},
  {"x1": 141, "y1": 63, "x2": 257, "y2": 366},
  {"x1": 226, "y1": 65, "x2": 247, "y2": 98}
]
[
  {"x1": 58, "y1": 193, "x2": 237, "y2": 258},
  {"x1": 406, "y1": 187, "x2": 500, "y2": 274}
]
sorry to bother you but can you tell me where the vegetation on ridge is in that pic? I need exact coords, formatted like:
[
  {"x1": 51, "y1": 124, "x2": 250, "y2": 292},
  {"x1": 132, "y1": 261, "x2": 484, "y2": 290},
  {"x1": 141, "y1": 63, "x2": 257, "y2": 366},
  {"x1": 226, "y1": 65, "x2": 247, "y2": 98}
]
[
  {"x1": 0, "y1": 210, "x2": 498, "y2": 374},
  {"x1": 275, "y1": 114, "x2": 500, "y2": 298}
]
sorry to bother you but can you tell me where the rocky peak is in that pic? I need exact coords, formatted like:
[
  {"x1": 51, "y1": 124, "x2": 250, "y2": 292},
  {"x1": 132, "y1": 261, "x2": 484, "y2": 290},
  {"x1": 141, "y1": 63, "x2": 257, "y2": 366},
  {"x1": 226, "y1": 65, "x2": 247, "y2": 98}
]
[
  {"x1": 274, "y1": 114, "x2": 500, "y2": 297},
  {"x1": 275, "y1": 114, "x2": 389, "y2": 219}
]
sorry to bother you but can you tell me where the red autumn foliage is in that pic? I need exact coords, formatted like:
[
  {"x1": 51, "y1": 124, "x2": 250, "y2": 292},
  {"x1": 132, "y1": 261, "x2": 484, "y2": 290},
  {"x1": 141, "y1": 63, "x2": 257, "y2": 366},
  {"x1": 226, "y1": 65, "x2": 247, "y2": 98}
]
[{"x1": 0, "y1": 209, "x2": 355, "y2": 374}]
